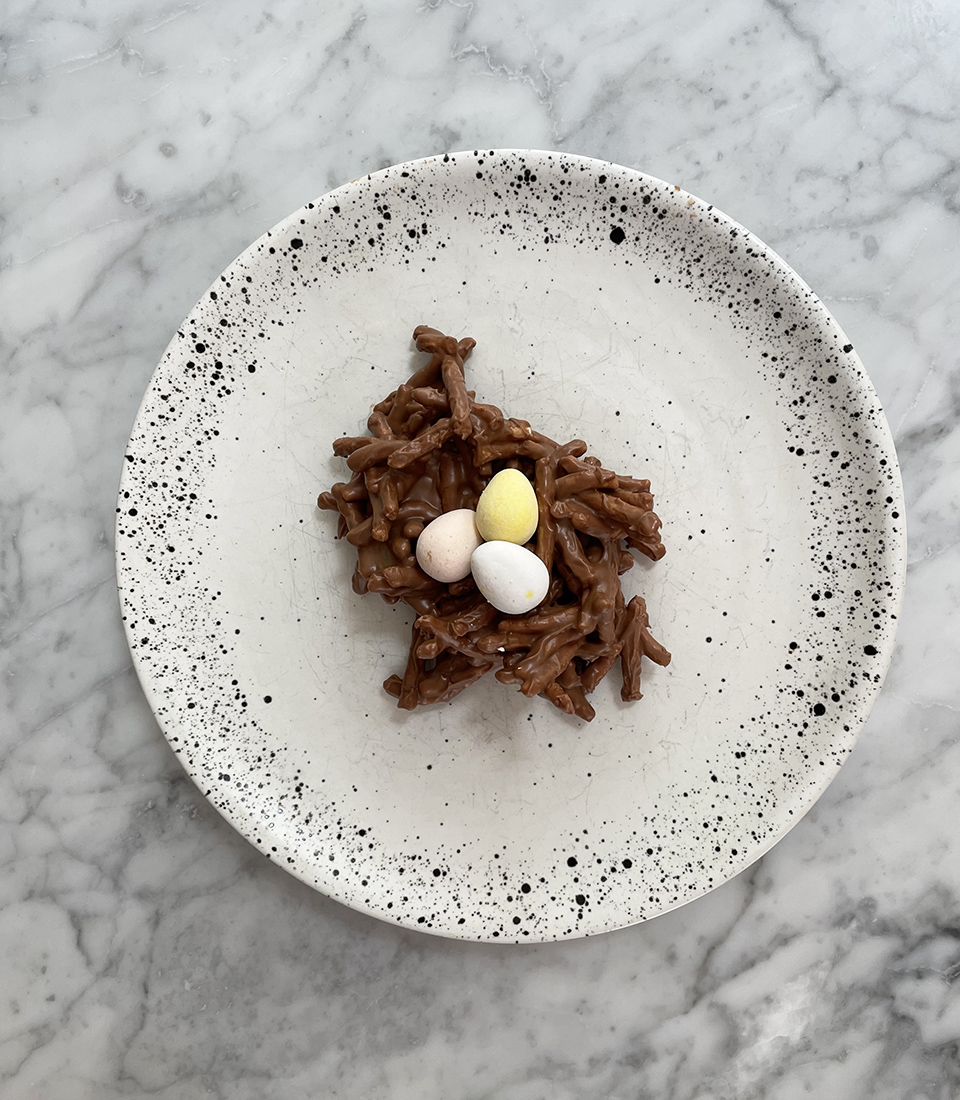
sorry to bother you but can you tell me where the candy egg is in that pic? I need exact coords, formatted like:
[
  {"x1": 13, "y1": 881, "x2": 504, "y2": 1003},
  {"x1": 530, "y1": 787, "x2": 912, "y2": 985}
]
[
  {"x1": 415, "y1": 509, "x2": 481, "y2": 583},
  {"x1": 471, "y1": 540, "x2": 550, "y2": 615},
  {"x1": 475, "y1": 468, "x2": 539, "y2": 545}
]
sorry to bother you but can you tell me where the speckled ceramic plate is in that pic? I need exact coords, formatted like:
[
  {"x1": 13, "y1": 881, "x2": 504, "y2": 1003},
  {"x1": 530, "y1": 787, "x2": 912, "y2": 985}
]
[{"x1": 116, "y1": 150, "x2": 905, "y2": 942}]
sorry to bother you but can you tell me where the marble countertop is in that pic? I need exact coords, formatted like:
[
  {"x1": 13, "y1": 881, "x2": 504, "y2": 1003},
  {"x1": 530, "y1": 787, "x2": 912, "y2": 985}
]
[{"x1": 3, "y1": 1, "x2": 959, "y2": 1096}]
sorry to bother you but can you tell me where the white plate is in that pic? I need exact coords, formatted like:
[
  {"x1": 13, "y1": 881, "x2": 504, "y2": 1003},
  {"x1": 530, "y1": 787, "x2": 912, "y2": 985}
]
[{"x1": 116, "y1": 150, "x2": 905, "y2": 941}]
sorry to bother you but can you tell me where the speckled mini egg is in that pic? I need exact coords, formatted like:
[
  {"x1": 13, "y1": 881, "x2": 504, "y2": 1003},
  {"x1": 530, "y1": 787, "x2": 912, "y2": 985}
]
[
  {"x1": 415, "y1": 509, "x2": 481, "y2": 583},
  {"x1": 475, "y1": 468, "x2": 539, "y2": 545},
  {"x1": 471, "y1": 540, "x2": 550, "y2": 614}
]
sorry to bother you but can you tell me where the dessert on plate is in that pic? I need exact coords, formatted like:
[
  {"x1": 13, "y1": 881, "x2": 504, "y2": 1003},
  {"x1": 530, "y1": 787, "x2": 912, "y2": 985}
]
[{"x1": 318, "y1": 326, "x2": 670, "y2": 721}]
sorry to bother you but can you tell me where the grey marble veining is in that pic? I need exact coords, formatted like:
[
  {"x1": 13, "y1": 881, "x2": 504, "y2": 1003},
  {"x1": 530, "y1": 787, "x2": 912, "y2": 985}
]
[{"x1": 1, "y1": 0, "x2": 959, "y2": 1096}]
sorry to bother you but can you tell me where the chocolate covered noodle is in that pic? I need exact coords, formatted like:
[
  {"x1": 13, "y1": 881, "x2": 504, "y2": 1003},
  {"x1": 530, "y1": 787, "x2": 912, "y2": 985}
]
[{"x1": 318, "y1": 326, "x2": 670, "y2": 721}]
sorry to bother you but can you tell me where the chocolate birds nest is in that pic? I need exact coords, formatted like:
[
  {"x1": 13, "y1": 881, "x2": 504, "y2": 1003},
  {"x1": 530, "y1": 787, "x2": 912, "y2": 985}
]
[{"x1": 317, "y1": 326, "x2": 670, "y2": 721}]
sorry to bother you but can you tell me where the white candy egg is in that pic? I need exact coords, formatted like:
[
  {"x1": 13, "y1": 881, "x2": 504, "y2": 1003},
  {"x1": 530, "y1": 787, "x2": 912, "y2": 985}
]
[
  {"x1": 471, "y1": 540, "x2": 550, "y2": 615},
  {"x1": 415, "y1": 509, "x2": 481, "y2": 583}
]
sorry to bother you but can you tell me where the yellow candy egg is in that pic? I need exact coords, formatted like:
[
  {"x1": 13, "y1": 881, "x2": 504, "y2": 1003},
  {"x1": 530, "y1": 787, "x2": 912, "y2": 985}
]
[{"x1": 475, "y1": 468, "x2": 538, "y2": 545}]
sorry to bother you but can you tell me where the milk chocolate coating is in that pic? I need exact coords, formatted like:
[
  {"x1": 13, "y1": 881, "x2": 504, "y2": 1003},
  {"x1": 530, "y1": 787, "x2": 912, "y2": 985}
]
[{"x1": 318, "y1": 326, "x2": 670, "y2": 721}]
